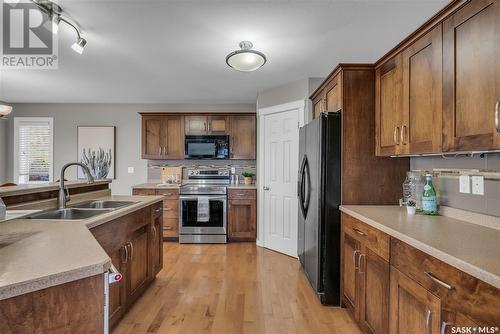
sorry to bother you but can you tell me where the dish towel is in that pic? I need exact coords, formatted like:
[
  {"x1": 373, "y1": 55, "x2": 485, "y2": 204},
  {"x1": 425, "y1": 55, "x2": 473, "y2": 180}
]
[{"x1": 197, "y1": 197, "x2": 210, "y2": 222}]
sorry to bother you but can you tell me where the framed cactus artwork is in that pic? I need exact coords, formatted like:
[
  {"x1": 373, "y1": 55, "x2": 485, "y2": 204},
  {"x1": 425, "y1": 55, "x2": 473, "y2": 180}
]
[{"x1": 77, "y1": 126, "x2": 116, "y2": 179}]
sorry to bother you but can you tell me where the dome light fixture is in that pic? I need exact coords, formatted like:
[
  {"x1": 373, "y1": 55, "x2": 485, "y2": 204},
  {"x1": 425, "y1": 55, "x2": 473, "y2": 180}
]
[
  {"x1": 0, "y1": 102, "x2": 13, "y2": 119},
  {"x1": 32, "y1": 0, "x2": 87, "y2": 54},
  {"x1": 226, "y1": 41, "x2": 266, "y2": 72}
]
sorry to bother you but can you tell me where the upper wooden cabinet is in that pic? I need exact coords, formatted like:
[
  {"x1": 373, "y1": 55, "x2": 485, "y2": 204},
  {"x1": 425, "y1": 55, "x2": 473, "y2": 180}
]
[
  {"x1": 442, "y1": 0, "x2": 500, "y2": 152},
  {"x1": 185, "y1": 115, "x2": 229, "y2": 135},
  {"x1": 374, "y1": 0, "x2": 500, "y2": 156},
  {"x1": 230, "y1": 115, "x2": 256, "y2": 159},
  {"x1": 375, "y1": 55, "x2": 403, "y2": 156},
  {"x1": 311, "y1": 72, "x2": 342, "y2": 118},
  {"x1": 141, "y1": 115, "x2": 184, "y2": 159}
]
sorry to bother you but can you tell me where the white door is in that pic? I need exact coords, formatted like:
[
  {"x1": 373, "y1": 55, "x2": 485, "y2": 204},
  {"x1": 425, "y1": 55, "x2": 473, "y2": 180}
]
[{"x1": 263, "y1": 109, "x2": 299, "y2": 257}]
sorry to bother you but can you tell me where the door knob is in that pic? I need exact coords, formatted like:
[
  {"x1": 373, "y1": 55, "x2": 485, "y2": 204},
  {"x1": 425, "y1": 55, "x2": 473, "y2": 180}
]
[{"x1": 263, "y1": 186, "x2": 270, "y2": 191}]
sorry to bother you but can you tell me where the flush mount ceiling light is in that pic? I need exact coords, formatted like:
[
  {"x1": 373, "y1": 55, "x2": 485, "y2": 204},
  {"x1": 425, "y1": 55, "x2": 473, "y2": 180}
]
[
  {"x1": 0, "y1": 102, "x2": 13, "y2": 120},
  {"x1": 226, "y1": 41, "x2": 266, "y2": 72},
  {"x1": 31, "y1": 0, "x2": 87, "y2": 54}
]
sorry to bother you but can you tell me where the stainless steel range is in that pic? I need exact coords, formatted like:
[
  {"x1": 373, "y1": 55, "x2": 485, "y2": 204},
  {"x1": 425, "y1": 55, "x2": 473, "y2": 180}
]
[{"x1": 179, "y1": 167, "x2": 230, "y2": 243}]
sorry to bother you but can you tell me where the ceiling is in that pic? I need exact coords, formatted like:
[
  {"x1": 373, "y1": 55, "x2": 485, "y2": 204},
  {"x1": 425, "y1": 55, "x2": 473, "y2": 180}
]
[{"x1": 0, "y1": 0, "x2": 448, "y2": 104}]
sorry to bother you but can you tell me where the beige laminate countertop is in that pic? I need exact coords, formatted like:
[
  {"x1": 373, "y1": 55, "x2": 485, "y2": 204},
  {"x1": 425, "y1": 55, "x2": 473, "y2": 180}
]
[
  {"x1": 0, "y1": 180, "x2": 111, "y2": 197},
  {"x1": 226, "y1": 184, "x2": 257, "y2": 189},
  {"x1": 0, "y1": 195, "x2": 163, "y2": 300},
  {"x1": 340, "y1": 205, "x2": 500, "y2": 289}
]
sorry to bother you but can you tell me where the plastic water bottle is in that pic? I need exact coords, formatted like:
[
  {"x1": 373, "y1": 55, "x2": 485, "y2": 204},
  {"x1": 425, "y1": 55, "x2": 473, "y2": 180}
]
[{"x1": 422, "y1": 174, "x2": 438, "y2": 215}]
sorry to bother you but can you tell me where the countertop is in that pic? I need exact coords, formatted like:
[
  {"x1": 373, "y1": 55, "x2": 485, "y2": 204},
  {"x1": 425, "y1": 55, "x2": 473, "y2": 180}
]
[
  {"x1": 0, "y1": 180, "x2": 111, "y2": 197},
  {"x1": 340, "y1": 205, "x2": 500, "y2": 289},
  {"x1": 0, "y1": 195, "x2": 163, "y2": 300},
  {"x1": 132, "y1": 182, "x2": 257, "y2": 190}
]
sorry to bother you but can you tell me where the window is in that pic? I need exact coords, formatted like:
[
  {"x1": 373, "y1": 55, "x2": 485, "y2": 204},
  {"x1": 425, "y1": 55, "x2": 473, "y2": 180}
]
[{"x1": 14, "y1": 117, "x2": 54, "y2": 184}]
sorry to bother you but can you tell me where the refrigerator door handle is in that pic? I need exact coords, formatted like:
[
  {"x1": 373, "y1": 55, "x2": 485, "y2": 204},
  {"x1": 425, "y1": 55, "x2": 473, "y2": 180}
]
[
  {"x1": 303, "y1": 157, "x2": 311, "y2": 215},
  {"x1": 298, "y1": 155, "x2": 308, "y2": 218}
]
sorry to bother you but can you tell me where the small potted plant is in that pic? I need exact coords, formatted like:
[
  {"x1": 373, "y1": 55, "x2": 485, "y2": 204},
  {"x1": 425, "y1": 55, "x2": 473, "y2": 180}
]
[
  {"x1": 406, "y1": 199, "x2": 417, "y2": 215},
  {"x1": 242, "y1": 172, "x2": 255, "y2": 185}
]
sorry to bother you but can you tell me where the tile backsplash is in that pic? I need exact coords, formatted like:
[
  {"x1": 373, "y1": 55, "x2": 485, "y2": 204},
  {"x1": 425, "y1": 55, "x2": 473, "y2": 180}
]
[
  {"x1": 147, "y1": 159, "x2": 256, "y2": 182},
  {"x1": 411, "y1": 152, "x2": 500, "y2": 217}
]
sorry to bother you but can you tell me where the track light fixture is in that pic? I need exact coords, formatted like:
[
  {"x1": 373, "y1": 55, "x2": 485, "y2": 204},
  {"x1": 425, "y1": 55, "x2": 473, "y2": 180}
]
[{"x1": 31, "y1": 0, "x2": 87, "y2": 54}]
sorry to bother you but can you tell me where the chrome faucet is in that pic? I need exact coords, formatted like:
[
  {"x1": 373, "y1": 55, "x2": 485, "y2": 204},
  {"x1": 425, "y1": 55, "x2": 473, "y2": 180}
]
[{"x1": 58, "y1": 162, "x2": 94, "y2": 209}]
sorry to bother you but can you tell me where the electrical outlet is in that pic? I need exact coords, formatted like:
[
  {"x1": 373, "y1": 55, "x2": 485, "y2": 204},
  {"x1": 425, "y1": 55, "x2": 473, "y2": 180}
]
[
  {"x1": 459, "y1": 175, "x2": 470, "y2": 194},
  {"x1": 471, "y1": 175, "x2": 484, "y2": 195},
  {"x1": 127, "y1": 167, "x2": 135, "y2": 174}
]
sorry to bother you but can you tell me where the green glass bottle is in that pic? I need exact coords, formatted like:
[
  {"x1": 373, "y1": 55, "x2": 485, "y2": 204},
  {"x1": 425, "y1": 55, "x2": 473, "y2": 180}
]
[{"x1": 422, "y1": 174, "x2": 438, "y2": 215}]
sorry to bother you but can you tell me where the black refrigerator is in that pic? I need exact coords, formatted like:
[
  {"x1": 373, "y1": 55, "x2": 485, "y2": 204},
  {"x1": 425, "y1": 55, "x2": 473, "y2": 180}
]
[{"x1": 297, "y1": 112, "x2": 341, "y2": 306}]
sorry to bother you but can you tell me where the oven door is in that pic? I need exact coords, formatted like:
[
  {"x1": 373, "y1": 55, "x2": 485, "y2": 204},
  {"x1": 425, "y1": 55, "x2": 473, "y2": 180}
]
[{"x1": 179, "y1": 195, "x2": 227, "y2": 234}]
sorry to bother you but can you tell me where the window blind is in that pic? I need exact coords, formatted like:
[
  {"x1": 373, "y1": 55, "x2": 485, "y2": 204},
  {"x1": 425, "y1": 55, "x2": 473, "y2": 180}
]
[{"x1": 16, "y1": 120, "x2": 52, "y2": 184}]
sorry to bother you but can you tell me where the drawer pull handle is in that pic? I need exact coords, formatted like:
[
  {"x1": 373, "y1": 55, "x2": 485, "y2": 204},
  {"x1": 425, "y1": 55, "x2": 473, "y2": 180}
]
[
  {"x1": 155, "y1": 208, "x2": 162, "y2": 213},
  {"x1": 425, "y1": 309, "x2": 432, "y2": 334},
  {"x1": 358, "y1": 254, "x2": 366, "y2": 274},
  {"x1": 237, "y1": 193, "x2": 246, "y2": 196},
  {"x1": 161, "y1": 193, "x2": 173, "y2": 196},
  {"x1": 425, "y1": 271, "x2": 453, "y2": 290},
  {"x1": 353, "y1": 250, "x2": 361, "y2": 270},
  {"x1": 164, "y1": 226, "x2": 173, "y2": 230},
  {"x1": 164, "y1": 208, "x2": 173, "y2": 211},
  {"x1": 352, "y1": 227, "x2": 367, "y2": 236},
  {"x1": 496, "y1": 101, "x2": 500, "y2": 132}
]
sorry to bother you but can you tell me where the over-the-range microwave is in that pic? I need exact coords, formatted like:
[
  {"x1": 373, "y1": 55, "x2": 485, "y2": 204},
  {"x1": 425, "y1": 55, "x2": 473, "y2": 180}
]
[{"x1": 184, "y1": 135, "x2": 229, "y2": 159}]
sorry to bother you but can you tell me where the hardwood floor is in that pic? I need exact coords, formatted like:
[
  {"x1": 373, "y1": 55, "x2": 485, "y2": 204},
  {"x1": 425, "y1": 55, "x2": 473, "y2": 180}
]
[{"x1": 113, "y1": 242, "x2": 361, "y2": 334}]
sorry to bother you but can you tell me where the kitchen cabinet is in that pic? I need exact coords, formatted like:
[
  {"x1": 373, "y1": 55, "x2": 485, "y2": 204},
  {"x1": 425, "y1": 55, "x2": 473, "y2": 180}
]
[
  {"x1": 90, "y1": 202, "x2": 163, "y2": 331},
  {"x1": 151, "y1": 204, "x2": 163, "y2": 276},
  {"x1": 375, "y1": 55, "x2": 403, "y2": 156},
  {"x1": 185, "y1": 115, "x2": 229, "y2": 135},
  {"x1": 401, "y1": 24, "x2": 443, "y2": 154},
  {"x1": 311, "y1": 73, "x2": 342, "y2": 118},
  {"x1": 341, "y1": 213, "x2": 390, "y2": 333},
  {"x1": 389, "y1": 267, "x2": 441, "y2": 334},
  {"x1": 228, "y1": 189, "x2": 256, "y2": 241},
  {"x1": 141, "y1": 115, "x2": 184, "y2": 159},
  {"x1": 442, "y1": 0, "x2": 500, "y2": 152},
  {"x1": 229, "y1": 115, "x2": 256, "y2": 159}
]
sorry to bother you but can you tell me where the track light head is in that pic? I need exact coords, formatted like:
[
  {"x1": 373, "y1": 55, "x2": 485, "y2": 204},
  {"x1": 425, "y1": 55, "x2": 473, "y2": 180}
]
[{"x1": 71, "y1": 37, "x2": 87, "y2": 54}]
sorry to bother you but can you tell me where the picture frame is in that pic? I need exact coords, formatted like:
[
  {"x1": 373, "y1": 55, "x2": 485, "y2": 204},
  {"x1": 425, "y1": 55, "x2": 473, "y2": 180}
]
[{"x1": 77, "y1": 126, "x2": 116, "y2": 180}]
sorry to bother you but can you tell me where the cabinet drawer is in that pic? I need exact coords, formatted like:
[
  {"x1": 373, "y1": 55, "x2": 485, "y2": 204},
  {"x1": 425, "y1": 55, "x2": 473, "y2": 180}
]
[
  {"x1": 228, "y1": 189, "x2": 256, "y2": 200},
  {"x1": 163, "y1": 199, "x2": 179, "y2": 218},
  {"x1": 341, "y1": 213, "x2": 389, "y2": 261},
  {"x1": 132, "y1": 189, "x2": 156, "y2": 196},
  {"x1": 391, "y1": 238, "x2": 500, "y2": 325},
  {"x1": 156, "y1": 189, "x2": 179, "y2": 199},
  {"x1": 163, "y1": 217, "x2": 178, "y2": 238}
]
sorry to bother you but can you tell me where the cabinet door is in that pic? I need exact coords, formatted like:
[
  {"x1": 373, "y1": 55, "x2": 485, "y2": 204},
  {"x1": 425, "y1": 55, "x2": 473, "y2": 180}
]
[
  {"x1": 228, "y1": 199, "x2": 256, "y2": 241},
  {"x1": 325, "y1": 73, "x2": 342, "y2": 113},
  {"x1": 443, "y1": 0, "x2": 500, "y2": 151},
  {"x1": 402, "y1": 25, "x2": 443, "y2": 154},
  {"x1": 108, "y1": 245, "x2": 128, "y2": 330},
  {"x1": 230, "y1": 115, "x2": 256, "y2": 159},
  {"x1": 163, "y1": 116, "x2": 184, "y2": 159},
  {"x1": 185, "y1": 115, "x2": 208, "y2": 135},
  {"x1": 142, "y1": 116, "x2": 163, "y2": 159},
  {"x1": 375, "y1": 55, "x2": 403, "y2": 156},
  {"x1": 151, "y1": 207, "x2": 163, "y2": 277},
  {"x1": 127, "y1": 225, "x2": 150, "y2": 305},
  {"x1": 389, "y1": 267, "x2": 441, "y2": 334},
  {"x1": 342, "y1": 232, "x2": 361, "y2": 320},
  {"x1": 208, "y1": 115, "x2": 229, "y2": 135},
  {"x1": 359, "y1": 247, "x2": 390, "y2": 334}
]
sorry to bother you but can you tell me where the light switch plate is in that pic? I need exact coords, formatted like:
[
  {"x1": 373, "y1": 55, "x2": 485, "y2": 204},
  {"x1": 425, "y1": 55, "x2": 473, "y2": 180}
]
[
  {"x1": 471, "y1": 175, "x2": 484, "y2": 195},
  {"x1": 128, "y1": 167, "x2": 135, "y2": 174},
  {"x1": 459, "y1": 175, "x2": 470, "y2": 194}
]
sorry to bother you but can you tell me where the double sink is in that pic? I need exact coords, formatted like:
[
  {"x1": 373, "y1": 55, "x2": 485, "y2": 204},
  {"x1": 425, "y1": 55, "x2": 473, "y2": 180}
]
[{"x1": 25, "y1": 200, "x2": 135, "y2": 220}]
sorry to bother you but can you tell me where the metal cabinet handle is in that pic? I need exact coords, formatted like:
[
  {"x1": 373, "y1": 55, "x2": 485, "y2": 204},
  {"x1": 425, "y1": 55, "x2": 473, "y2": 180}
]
[
  {"x1": 162, "y1": 193, "x2": 173, "y2": 196},
  {"x1": 128, "y1": 241, "x2": 134, "y2": 260},
  {"x1": 425, "y1": 271, "x2": 453, "y2": 290},
  {"x1": 441, "y1": 322, "x2": 452, "y2": 334},
  {"x1": 158, "y1": 147, "x2": 161, "y2": 156},
  {"x1": 164, "y1": 226, "x2": 173, "y2": 230},
  {"x1": 122, "y1": 244, "x2": 129, "y2": 264},
  {"x1": 352, "y1": 227, "x2": 367, "y2": 236},
  {"x1": 358, "y1": 254, "x2": 366, "y2": 274},
  {"x1": 155, "y1": 207, "x2": 162, "y2": 214},
  {"x1": 152, "y1": 225, "x2": 157, "y2": 240},
  {"x1": 164, "y1": 207, "x2": 173, "y2": 211},
  {"x1": 353, "y1": 250, "x2": 361, "y2": 270},
  {"x1": 164, "y1": 146, "x2": 167, "y2": 156},
  {"x1": 401, "y1": 124, "x2": 407, "y2": 145},
  {"x1": 393, "y1": 126, "x2": 401, "y2": 145},
  {"x1": 495, "y1": 101, "x2": 499, "y2": 132},
  {"x1": 425, "y1": 309, "x2": 432, "y2": 334},
  {"x1": 237, "y1": 193, "x2": 246, "y2": 196}
]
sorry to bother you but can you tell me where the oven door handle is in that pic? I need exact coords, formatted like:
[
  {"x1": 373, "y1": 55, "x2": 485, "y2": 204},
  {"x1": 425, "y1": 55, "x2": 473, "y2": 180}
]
[{"x1": 179, "y1": 195, "x2": 227, "y2": 201}]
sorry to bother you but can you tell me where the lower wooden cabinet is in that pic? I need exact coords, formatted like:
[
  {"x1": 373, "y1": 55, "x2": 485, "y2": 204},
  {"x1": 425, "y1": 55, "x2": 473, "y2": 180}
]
[
  {"x1": 389, "y1": 267, "x2": 441, "y2": 334},
  {"x1": 227, "y1": 189, "x2": 257, "y2": 241},
  {"x1": 341, "y1": 233, "x2": 361, "y2": 318},
  {"x1": 90, "y1": 202, "x2": 163, "y2": 331}
]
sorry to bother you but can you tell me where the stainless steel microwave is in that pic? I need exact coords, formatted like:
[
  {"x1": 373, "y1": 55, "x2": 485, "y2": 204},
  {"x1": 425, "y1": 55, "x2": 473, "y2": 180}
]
[{"x1": 184, "y1": 135, "x2": 229, "y2": 159}]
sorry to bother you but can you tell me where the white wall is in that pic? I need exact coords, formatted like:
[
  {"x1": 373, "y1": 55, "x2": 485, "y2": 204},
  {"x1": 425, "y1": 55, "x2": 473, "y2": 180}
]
[{"x1": 5, "y1": 103, "x2": 255, "y2": 194}]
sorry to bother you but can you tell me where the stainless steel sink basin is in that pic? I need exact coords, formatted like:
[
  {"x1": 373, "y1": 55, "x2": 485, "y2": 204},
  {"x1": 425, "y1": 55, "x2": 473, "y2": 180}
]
[
  {"x1": 25, "y1": 208, "x2": 112, "y2": 220},
  {"x1": 71, "y1": 200, "x2": 135, "y2": 209}
]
